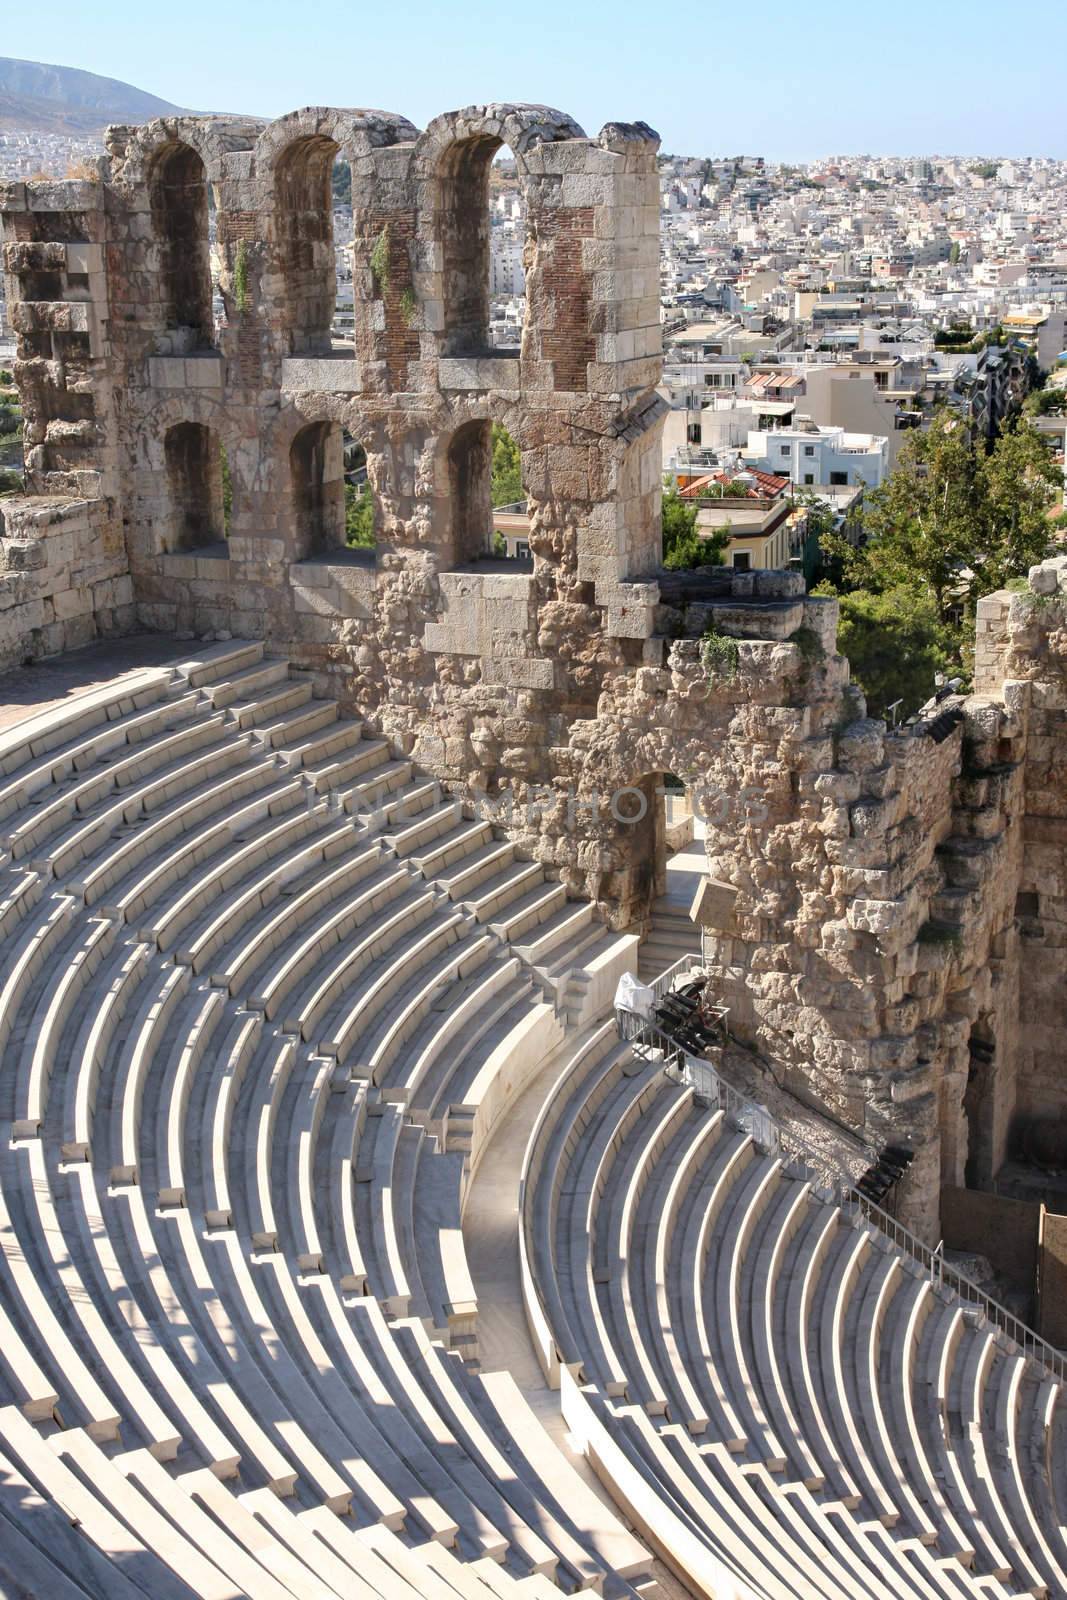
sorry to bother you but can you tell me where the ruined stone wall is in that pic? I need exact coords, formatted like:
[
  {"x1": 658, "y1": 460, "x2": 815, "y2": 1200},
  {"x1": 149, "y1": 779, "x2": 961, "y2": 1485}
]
[
  {"x1": 1, "y1": 106, "x2": 1066, "y2": 1238},
  {"x1": 0, "y1": 176, "x2": 132, "y2": 665},
  {"x1": 975, "y1": 566, "x2": 1067, "y2": 1155}
]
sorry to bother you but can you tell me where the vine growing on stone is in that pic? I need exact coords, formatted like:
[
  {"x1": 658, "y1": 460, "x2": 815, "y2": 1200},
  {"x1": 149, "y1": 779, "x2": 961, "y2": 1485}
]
[
  {"x1": 233, "y1": 241, "x2": 250, "y2": 314},
  {"x1": 701, "y1": 625, "x2": 740, "y2": 679}
]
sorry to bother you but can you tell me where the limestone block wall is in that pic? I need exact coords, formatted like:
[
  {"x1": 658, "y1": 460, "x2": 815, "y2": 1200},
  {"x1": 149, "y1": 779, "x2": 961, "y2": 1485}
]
[
  {"x1": 0, "y1": 495, "x2": 132, "y2": 666},
  {"x1": 975, "y1": 563, "x2": 1067, "y2": 1148},
  {"x1": 0, "y1": 173, "x2": 131, "y2": 664}
]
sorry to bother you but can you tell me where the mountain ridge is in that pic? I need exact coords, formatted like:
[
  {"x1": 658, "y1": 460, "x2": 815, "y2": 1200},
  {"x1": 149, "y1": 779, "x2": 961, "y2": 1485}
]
[{"x1": 0, "y1": 55, "x2": 187, "y2": 136}]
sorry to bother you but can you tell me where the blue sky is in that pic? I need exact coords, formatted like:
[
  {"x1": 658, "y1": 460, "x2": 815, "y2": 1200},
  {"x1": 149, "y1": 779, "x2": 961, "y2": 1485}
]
[{"x1": 4, "y1": 0, "x2": 1065, "y2": 160}]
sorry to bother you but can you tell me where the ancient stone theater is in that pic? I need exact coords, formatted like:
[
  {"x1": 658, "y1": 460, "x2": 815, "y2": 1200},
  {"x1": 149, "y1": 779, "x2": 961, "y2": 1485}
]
[{"x1": 0, "y1": 100, "x2": 1066, "y2": 1600}]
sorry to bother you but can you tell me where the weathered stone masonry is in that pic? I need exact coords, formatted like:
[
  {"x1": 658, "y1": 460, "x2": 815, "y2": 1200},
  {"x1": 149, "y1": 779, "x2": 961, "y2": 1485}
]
[{"x1": 2, "y1": 103, "x2": 1066, "y2": 1237}]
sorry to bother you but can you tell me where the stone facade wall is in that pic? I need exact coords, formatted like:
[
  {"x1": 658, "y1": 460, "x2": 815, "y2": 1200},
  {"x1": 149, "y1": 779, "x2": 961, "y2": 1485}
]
[
  {"x1": 1, "y1": 105, "x2": 1066, "y2": 1238},
  {"x1": 0, "y1": 494, "x2": 132, "y2": 666},
  {"x1": 975, "y1": 567, "x2": 1067, "y2": 1152},
  {"x1": 0, "y1": 175, "x2": 132, "y2": 666}
]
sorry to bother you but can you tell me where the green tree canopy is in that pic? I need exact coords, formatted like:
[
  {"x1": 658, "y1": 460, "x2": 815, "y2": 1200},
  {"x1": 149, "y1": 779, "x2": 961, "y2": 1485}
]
[
  {"x1": 661, "y1": 487, "x2": 727, "y2": 570},
  {"x1": 490, "y1": 423, "x2": 523, "y2": 508},
  {"x1": 345, "y1": 482, "x2": 375, "y2": 547},
  {"x1": 1023, "y1": 384, "x2": 1067, "y2": 418},
  {"x1": 825, "y1": 410, "x2": 1058, "y2": 621},
  {"x1": 816, "y1": 583, "x2": 954, "y2": 719}
]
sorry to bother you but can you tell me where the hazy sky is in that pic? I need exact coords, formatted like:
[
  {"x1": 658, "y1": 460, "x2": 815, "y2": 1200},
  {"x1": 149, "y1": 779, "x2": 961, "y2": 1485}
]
[{"x1": 4, "y1": 0, "x2": 1065, "y2": 161}]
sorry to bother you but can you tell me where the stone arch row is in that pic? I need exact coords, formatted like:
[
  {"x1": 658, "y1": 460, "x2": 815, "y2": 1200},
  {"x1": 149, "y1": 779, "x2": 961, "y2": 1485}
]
[
  {"x1": 117, "y1": 105, "x2": 651, "y2": 356},
  {"x1": 155, "y1": 404, "x2": 530, "y2": 567}
]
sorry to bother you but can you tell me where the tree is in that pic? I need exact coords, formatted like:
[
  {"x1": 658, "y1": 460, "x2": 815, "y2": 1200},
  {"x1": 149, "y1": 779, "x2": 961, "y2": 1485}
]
[
  {"x1": 817, "y1": 584, "x2": 953, "y2": 719},
  {"x1": 490, "y1": 423, "x2": 522, "y2": 508},
  {"x1": 836, "y1": 411, "x2": 980, "y2": 620},
  {"x1": 949, "y1": 242, "x2": 961, "y2": 266},
  {"x1": 972, "y1": 422, "x2": 1062, "y2": 592},
  {"x1": 828, "y1": 410, "x2": 1057, "y2": 619},
  {"x1": 661, "y1": 488, "x2": 727, "y2": 570},
  {"x1": 331, "y1": 160, "x2": 352, "y2": 207},
  {"x1": 345, "y1": 483, "x2": 375, "y2": 547},
  {"x1": 0, "y1": 400, "x2": 22, "y2": 436},
  {"x1": 1023, "y1": 385, "x2": 1067, "y2": 418},
  {"x1": 794, "y1": 491, "x2": 839, "y2": 584}
]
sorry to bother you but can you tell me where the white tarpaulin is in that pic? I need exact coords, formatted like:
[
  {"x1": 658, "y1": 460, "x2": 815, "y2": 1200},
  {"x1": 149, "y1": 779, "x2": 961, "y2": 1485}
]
[{"x1": 614, "y1": 972, "x2": 656, "y2": 1019}]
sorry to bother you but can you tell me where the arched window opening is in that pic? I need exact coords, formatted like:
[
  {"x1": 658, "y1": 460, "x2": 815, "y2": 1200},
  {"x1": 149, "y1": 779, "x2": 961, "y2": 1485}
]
[
  {"x1": 658, "y1": 773, "x2": 705, "y2": 910},
  {"x1": 448, "y1": 420, "x2": 491, "y2": 563},
  {"x1": 274, "y1": 136, "x2": 348, "y2": 353},
  {"x1": 343, "y1": 428, "x2": 375, "y2": 550},
  {"x1": 622, "y1": 771, "x2": 706, "y2": 974},
  {"x1": 164, "y1": 422, "x2": 227, "y2": 552},
  {"x1": 440, "y1": 137, "x2": 526, "y2": 357},
  {"x1": 488, "y1": 149, "x2": 525, "y2": 352},
  {"x1": 331, "y1": 156, "x2": 355, "y2": 347},
  {"x1": 150, "y1": 143, "x2": 213, "y2": 346},
  {"x1": 489, "y1": 423, "x2": 529, "y2": 559},
  {"x1": 448, "y1": 419, "x2": 529, "y2": 567},
  {"x1": 290, "y1": 421, "x2": 346, "y2": 559}
]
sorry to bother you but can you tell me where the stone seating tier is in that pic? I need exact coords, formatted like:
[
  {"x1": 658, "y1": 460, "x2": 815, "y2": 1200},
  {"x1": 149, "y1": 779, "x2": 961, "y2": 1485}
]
[{"x1": 0, "y1": 642, "x2": 645, "y2": 1599}]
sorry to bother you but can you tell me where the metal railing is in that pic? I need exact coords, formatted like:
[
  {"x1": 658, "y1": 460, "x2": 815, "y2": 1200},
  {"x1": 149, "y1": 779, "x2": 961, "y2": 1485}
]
[
  {"x1": 615, "y1": 983, "x2": 1067, "y2": 1383},
  {"x1": 837, "y1": 1186, "x2": 1067, "y2": 1381},
  {"x1": 645, "y1": 953, "x2": 704, "y2": 1003}
]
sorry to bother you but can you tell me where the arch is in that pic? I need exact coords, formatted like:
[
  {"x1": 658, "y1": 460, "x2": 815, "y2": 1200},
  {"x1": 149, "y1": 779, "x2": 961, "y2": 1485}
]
[
  {"x1": 414, "y1": 105, "x2": 586, "y2": 167},
  {"x1": 290, "y1": 420, "x2": 346, "y2": 558},
  {"x1": 447, "y1": 419, "x2": 493, "y2": 561},
  {"x1": 163, "y1": 421, "x2": 227, "y2": 552},
  {"x1": 418, "y1": 107, "x2": 584, "y2": 358},
  {"x1": 149, "y1": 142, "x2": 213, "y2": 344},
  {"x1": 444, "y1": 417, "x2": 529, "y2": 565},
  {"x1": 274, "y1": 135, "x2": 341, "y2": 351},
  {"x1": 261, "y1": 110, "x2": 418, "y2": 354},
  {"x1": 437, "y1": 134, "x2": 504, "y2": 357},
  {"x1": 342, "y1": 428, "x2": 376, "y2": 550},
  {"x1": 254, "y1": 108, "x2": 418, "y2": 174}
]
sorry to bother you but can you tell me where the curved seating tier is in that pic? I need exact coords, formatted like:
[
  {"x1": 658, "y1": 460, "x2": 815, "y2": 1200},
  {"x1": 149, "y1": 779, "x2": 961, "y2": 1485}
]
[
  {"x1": 522, "y1": 1025, "x2": 1067, "y2": 1600},
  {"x1": 0, "y1": 642, "x2": 644, "y2": 1600}
]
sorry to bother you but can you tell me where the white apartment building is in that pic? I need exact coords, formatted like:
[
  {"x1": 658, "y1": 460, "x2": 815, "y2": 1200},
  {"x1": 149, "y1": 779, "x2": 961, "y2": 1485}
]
[
  {"x1": 490, "y1": 234, "x2": 525, "y2": 296},
  {"x1": 743, "y1": 418, "x2": 888, "y2": 489}
]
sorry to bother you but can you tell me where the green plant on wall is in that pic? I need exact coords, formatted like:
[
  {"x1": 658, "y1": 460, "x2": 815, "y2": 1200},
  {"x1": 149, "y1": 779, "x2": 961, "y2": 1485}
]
[
  {"x1": 701, "y1": 624, "x2": 740, "y2": 679},
  {"x1": 399, "y1": 286, "x2": 417, "y2": 327},
  {"x1": 233, "y1": 241, "x2": 251, "y2": 315},
  {"x1": 345, "y1": 483, "x2": 375, "y2": 547},
  {"x1": 370, "y1": 226, "x2": 391, "y2": 297}
]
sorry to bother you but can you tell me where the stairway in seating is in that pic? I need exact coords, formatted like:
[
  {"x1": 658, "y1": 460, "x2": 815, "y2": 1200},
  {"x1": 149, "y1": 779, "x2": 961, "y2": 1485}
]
[
  {"x1": 638, "y1": 823, "x2": 705, "y2": 983},
  {"x1": 638, "y1": 902, "x2": 701, "y2": 982}
]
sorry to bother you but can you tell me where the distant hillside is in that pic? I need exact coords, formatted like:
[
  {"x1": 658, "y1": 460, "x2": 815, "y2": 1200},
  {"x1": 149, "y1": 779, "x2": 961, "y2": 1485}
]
[{"x1": 0, "y1": 56, "x2": 186, "y2": 135}]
